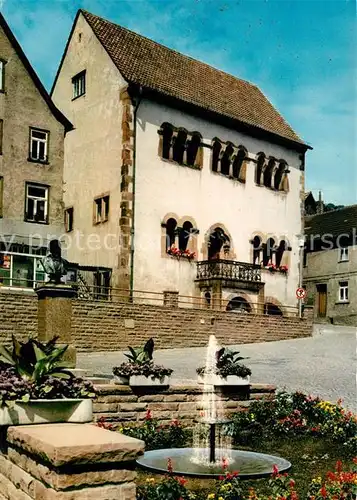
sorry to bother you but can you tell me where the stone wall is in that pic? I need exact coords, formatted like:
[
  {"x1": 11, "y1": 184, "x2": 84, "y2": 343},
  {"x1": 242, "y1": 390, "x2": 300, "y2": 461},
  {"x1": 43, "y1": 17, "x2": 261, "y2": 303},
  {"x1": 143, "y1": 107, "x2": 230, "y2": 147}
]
[
  {"x1": 0, "y1": 423, "x2": 144, "y2": 499},
  {"x1": 0, "y1": 291, "x2": 313, "y2": 350},
  {"x1": 93, "y1": 383, "x2": 276, "y2": 426}
]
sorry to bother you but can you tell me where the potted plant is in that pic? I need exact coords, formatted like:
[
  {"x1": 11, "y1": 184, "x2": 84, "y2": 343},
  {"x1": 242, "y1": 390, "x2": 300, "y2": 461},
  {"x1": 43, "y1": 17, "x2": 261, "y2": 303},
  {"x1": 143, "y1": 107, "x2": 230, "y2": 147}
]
[
  {"x1": 112, "y1": 338, "x2": 173, "y2": 387},
  {"x1": 0, "y1": 335, "x2": 95, "y2": 425},
  {"x1": 196, "y1": 347, "x2": 251, "y2": 386}
]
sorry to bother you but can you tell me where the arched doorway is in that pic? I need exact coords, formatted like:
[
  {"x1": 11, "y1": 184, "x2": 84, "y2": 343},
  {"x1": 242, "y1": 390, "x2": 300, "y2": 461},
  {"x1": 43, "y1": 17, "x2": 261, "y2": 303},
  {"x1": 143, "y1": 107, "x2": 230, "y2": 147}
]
[
  {"x1": 208, "y1": 227, "x2": 230, "y2": 260},
  {"x1": 226, "y1": 296, "x2": 252, "y2": 313},
  {"x1": 264, "y1": 303, "x2": 283, "y2": 316}
]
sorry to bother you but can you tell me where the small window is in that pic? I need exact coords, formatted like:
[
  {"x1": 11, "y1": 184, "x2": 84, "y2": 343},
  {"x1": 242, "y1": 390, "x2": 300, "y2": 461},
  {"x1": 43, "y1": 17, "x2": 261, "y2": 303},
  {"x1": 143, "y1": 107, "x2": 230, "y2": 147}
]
[
  {"x1": 25, "y1": 183, "x2": 49, "y2": 223},
  {"x1": 338, "y1": 281, "x2": 349, "y2": 302},
  {"x1": 0, "y1": 60, "x2": 5, "y2": 92},
  {"x1": 72, "y1": 70, "x2": 86, "y2": 99},
  {"x1": 166, "y1": 218, "x2": 177, "y2": 250},
  {"x1": 179, "y1": 221, "x2": 193, "y2": 252},
  {"x1": 0, "y1": 176, "x2": 3, "y2": 218},
  {"x1": 29, "y1": 128, "x2": 48, "y2": 163},
  {"x1": 64, "y1": 207, "x2": 74, "y2": 232},
  {"x1": 94, "y1": 195, "x2": 109, "y2": 224},
  {"x1": 339, "y1": 247, "x2": 349, "y2": 262}
]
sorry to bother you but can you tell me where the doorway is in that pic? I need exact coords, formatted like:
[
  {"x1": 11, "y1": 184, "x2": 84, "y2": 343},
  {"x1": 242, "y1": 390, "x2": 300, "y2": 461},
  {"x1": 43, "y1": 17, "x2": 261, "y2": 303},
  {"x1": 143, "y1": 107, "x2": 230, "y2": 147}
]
[{"x1": 316, "y1": 284, "x2": 327, "y2": 317}]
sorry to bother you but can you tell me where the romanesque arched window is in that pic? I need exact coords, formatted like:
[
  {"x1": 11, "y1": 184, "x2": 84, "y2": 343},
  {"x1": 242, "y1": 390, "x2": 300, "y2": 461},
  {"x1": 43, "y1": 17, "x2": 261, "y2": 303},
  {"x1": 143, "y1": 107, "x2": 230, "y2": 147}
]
[
  {"x1": 226, "y1": 296, "x2": 252, "y2": 313},
  {"x1": 166, "y1": 218, "x2": 177, "y2": 250},
  {"x1": 263, "y1": 158, "x2": 275, "y2": 188},
  {"x1": 161, "y1": 123, "x2": 173, "y2": 159},
  {"x1": 186, "y1": 133, "x2": 201, "y2": 166},
  {"x1": 274, "y1": 161, "x2": 286, "y2": 190},
  {"x1": 263, "y1": 237, "x2": 275, "y2": 266},
  {"x1": 173, "y1": 129, "x2": 187, "y2": 164},
  {"x1": 208, "y1": 227, "x2": 230, "y2": 260},
  {"x1": 220, "y1": 143, "x2": 234, "y2": 176},
  {"x1": 179, "y1": 220, "x2": 193, "y2": 251},
  {"x1": 232, "y1": 147, "x2": 246, "y2": 180},
  {"x1": 264, "y1": 303, "x2": 283, "y2": 316},
  {"x1": 252, "y1": 236, "x2": 262, "y2": 265},
  {"x1": 212, "y1": 140, "x2": 222, "y2": 172},
  {"x1": 256, "y1": 153, "x2": 265, "y2": 185},
  {"x1": 275, "y1": 240, "x2": 286, "y2": 267}
]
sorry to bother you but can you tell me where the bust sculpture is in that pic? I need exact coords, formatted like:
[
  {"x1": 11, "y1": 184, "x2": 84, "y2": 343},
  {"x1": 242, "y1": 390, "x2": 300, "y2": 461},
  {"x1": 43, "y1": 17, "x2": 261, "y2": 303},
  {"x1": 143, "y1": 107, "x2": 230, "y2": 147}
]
[{"x1": 40, "y1": 239, "x2": 69, "y2": 284}]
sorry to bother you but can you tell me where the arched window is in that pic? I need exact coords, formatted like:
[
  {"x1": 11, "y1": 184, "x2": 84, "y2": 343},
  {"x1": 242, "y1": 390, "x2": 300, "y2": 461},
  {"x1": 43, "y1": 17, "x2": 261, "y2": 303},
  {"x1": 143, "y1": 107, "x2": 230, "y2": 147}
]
[
  {"x1": 252, "y1": 236, "x2": 262, "y2": 265},
  {"x1": 264, "y1": 303, "x2": 283, "y2": 316},
  {"x1": 208, "y1": 227, "x2": 230, "y2": 260},
  {"x1": 226, "y1": 296, "x2": 251, "y2": 313},
  {"x1": 263, "y1": 237, "x2": 275, "y2": 266},
  {"x1": 179, "y1": 220, "x2": 193, "y2": 251},
  {"x1": 263, "y1": 158, "x2": 275, "y2": 188},
  {"x1": 220, "y1": 143, "x2": 234, "y2": 176},
  {"x1": 274, "y1": 161, "x2": 286, "y2": 190},
  {"x1": 173, "y1": 129, "x2": 187, "y2": 164},
  {"x1": 212, "y1": 140, "x2": 222, "y2": 172},
  {"x1": 161, "y1": 123, "x2": 173, "y2": 159},
  {"x1": 256, "y1": 153, "x2": 265, "y2": 184},
  {"x1": 186, "y1": 133, "x2": 201, "y2": 166},
  {"x1": 232, "y1": 147, "x2": 246, "y2": 179},
  {"x1": 204, "y1": 291, "x2": 211, "y2": 306},
  {"x1": 275, "y1": 240, "x2": 286, "y2": 267},
  {"x1": 166, "y1": 218, "x2": 177, "y2": 250}
]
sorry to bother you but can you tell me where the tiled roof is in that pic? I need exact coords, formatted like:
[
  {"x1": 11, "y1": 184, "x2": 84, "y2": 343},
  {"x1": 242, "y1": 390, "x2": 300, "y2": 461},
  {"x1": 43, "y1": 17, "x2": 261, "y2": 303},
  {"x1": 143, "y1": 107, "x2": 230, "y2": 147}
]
[
  {"x1": 80, "y1": 10, "x2": 308, "y2": 148},
  {"x1": 305, "y1": 205, "x2": 357, "y2": 239}
]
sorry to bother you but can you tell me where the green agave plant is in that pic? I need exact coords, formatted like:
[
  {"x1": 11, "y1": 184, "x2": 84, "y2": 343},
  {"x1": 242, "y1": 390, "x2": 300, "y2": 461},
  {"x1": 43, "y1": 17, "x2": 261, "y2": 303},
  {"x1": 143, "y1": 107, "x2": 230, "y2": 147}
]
[
  {"x1": 124, "y1": 337, "x2": 154, "y2": 365},
  {"x1": 0, "y1": 335, "x2": 72, "y2": 384}
]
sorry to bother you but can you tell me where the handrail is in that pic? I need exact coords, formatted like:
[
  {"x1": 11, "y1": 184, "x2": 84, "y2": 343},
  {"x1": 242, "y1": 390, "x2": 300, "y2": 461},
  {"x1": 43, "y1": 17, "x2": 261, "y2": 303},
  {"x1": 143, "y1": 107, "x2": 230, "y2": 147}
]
[{"x1": 196, "y1": 259, "x2": 262, "y2": 282}]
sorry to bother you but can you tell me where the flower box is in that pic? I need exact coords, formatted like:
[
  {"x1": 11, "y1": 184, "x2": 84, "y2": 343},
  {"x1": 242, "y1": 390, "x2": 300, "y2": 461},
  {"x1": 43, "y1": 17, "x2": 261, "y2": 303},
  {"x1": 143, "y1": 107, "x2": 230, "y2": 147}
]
[
  {"x1": 0, "y1": 398, "x2": 93, "y2": 426},
  {"x1": 129, "y1": 375, "x2": 171, "y2": 387},
  {"x1": 197, "y1": 374, "x2": 250, "y2": 386},
  {"x1": 113, "y1": 375, "x2": 130, "y2": 385}
]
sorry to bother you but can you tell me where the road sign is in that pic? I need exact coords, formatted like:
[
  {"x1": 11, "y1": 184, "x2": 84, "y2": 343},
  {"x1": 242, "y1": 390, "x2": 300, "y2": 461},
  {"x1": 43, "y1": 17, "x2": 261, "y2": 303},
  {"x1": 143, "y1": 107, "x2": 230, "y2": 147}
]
[{"x1": 296, "y1": 287, "x2": 306, "y2": 300}]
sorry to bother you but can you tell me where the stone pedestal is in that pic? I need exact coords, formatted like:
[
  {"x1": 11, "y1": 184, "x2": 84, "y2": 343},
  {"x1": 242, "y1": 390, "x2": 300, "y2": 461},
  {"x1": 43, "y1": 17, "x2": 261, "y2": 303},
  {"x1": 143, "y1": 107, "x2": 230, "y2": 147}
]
[
  {"x1": 0, "y1": 423, "x2": 144, "y2": 499},
  {"x1": 36, "y1": 284, "x2": 77, "y2": 368}
]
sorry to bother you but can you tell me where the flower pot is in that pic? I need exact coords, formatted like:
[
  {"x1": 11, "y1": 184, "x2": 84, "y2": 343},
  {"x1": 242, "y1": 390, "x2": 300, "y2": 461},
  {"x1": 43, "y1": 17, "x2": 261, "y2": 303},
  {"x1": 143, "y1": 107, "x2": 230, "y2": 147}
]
[
  {"x1": 0, "y1": 398, "x2": 93, "y2": 426},
  {"x1": 113, "y1": 375, "x2": 130, "y2": 385},
  {"x1": 129, "y1": 375, "x2": 171, "y2": 387},
  {"x1": 197, "y1": 375, "x2": 250, "y2": 386}
]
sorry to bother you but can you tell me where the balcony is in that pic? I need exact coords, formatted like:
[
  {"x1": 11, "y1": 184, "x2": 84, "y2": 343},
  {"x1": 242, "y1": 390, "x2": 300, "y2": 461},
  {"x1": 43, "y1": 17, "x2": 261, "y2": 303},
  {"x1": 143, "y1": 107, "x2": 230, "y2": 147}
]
[{"x1": 196, "y1": 259, "x2": 262, "y2": 290}]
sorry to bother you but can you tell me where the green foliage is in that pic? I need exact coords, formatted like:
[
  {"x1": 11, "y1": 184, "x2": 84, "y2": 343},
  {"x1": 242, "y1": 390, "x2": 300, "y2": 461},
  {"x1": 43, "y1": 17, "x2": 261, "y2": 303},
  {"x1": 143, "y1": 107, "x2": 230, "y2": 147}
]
[
  {"x1": 196, "y1": 347, "x2": 251, "y2": 378},
  {"x1": 0, "y1": 335, "x2": 72, "y2": 383},
  {"x1": 119, "y1": 410, "x2": 190, "y2": 450},
  {"x1": 137, "y1": 476, "x2": 196, "y2": 500},
  {"x1": 124, "y1": 338, "x2": 154, "y2": 364}
]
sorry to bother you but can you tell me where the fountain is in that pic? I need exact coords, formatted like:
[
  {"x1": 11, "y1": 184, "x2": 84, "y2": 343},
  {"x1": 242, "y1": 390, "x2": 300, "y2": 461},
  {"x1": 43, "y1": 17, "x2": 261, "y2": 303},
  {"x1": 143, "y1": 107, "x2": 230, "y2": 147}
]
[{"x1": 136, "y1": 335, "x2": 291, "y2": 479}]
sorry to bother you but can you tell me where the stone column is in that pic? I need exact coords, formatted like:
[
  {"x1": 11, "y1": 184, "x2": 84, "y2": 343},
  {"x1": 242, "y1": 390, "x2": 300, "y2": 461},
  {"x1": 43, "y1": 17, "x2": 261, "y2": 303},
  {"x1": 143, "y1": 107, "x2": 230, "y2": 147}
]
[
  {"x1": 257, "y1": 284, "x2": 265, "y2": 315},
  {"x1": 163, "y1": 290, "x2": 179, "y2": 308},
  {"x1": 36, "y1": 284, "x2": 77, "y2": 367},
  {"x1": 211, "y1": 281, "x2": 222, "y2": 310},
  {"x1": 0, "y1": 423, "x2": 145, "y2": 499}
]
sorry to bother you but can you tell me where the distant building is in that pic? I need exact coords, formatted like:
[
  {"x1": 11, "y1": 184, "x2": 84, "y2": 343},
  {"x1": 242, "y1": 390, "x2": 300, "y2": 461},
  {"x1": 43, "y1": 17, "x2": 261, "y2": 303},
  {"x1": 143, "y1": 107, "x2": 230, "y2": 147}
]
[
  {"x1": 303, "y1": 205, "x2": 357, "y2": 326},
  {"x1": 0, "y1": 13, "x2": 72, "y2": 290},
  {"x1": 51, "y1": 9, "x2": 311, "y2": 312}
]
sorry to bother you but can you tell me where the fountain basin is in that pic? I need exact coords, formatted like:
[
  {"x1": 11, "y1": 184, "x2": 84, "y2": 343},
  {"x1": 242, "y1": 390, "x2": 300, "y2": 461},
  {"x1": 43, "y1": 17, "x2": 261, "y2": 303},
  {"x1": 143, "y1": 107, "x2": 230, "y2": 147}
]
[{"x1": 137, "y1": 447, "x2": 291, "y2": 479}]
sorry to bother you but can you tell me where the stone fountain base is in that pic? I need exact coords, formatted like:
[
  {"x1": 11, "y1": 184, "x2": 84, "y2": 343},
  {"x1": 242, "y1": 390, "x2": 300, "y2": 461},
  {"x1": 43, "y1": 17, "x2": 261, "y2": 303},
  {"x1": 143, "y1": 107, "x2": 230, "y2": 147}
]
[{"x1": 137, "y1": 447, "x2": 291, "y2": 479}]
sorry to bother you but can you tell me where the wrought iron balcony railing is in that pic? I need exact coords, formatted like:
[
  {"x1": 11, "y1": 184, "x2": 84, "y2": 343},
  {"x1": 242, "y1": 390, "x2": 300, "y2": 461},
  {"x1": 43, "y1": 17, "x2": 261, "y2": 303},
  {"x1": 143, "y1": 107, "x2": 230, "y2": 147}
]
[{"x1": 196, "y1": 259, "x2": 262, "y2": 282}]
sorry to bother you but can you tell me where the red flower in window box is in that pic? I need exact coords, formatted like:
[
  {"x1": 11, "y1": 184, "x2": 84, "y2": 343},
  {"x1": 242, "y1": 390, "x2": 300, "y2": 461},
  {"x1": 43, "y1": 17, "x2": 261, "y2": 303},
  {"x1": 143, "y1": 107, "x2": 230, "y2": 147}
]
[{"x1": 167, "y1": 246, "x2": 195, "y2": 260}]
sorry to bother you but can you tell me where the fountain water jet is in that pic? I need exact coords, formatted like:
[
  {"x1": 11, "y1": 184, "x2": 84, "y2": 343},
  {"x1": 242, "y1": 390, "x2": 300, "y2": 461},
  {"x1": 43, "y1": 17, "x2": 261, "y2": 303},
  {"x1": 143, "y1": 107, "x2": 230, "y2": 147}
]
[{"x1": 137, "y1": 335, "x2": 291, "y2": 479}]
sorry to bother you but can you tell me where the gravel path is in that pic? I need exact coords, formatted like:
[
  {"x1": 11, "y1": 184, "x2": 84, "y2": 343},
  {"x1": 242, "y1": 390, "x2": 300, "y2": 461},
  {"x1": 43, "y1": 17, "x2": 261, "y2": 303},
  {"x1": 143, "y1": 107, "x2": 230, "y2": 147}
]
[{"x1": 77, "y1": 325, "x2": 356, "y2": 411}]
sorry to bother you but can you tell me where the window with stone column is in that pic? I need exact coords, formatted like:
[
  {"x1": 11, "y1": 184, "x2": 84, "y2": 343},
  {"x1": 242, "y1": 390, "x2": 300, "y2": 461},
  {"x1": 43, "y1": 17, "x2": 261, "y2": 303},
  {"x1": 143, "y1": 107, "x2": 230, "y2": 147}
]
[
  {"x1": 211, "y1": 139, "x2": 247, "y2": 181},
  {"x1": 158, "y1": 123, "x2": 202, "y2": 168}
]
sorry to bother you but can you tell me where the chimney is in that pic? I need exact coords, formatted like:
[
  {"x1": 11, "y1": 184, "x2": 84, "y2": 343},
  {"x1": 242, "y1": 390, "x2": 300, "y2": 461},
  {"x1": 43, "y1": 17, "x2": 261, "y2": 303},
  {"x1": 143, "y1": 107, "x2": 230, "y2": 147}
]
[{"x1": 317, "y1": 190, "x2": 324, "y2": 214}]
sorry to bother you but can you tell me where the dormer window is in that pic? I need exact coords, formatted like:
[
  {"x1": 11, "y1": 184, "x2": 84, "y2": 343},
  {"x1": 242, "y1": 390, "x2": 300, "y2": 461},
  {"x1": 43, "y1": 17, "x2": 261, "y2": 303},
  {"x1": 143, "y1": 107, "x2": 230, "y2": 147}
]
[{"x1": 72, "y1": 70, "x2": 86, "y2": 99}]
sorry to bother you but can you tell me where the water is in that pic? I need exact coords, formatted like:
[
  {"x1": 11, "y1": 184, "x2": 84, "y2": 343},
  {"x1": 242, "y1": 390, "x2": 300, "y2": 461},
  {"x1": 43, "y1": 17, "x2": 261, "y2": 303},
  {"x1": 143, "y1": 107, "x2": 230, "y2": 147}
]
[{"x1": 192, "y1": 335, "x2": 232, "y2": 466}]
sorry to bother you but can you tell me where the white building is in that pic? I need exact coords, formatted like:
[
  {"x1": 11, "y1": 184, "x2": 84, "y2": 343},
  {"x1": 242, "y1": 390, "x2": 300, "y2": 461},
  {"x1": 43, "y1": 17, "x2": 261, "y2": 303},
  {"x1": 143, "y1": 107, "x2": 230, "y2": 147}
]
[{"x1": 51, "y1": 9, "x2": 311, "y2": 313}]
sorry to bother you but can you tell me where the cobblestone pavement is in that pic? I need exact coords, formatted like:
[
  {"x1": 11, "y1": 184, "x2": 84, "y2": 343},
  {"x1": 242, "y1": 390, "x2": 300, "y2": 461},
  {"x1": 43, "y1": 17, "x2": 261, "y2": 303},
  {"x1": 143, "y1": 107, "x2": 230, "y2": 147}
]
[{"x1": 77, "y1": 325, "x2": 357, "y2": 411}]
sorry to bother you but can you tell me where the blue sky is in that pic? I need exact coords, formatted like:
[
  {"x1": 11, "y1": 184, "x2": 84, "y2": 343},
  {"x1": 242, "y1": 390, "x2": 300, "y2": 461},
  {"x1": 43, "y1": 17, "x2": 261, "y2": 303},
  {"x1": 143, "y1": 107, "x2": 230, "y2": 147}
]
[{"x1": 2, "y1": 0, "x2": 356, "y2": 205}]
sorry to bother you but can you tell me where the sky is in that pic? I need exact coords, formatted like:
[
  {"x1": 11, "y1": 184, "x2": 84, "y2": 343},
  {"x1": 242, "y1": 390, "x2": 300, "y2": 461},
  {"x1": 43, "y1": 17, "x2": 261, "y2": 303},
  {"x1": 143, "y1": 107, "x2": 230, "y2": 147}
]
[{"x1": 2, "y1": 0, "x2": 356, "y2": 205}]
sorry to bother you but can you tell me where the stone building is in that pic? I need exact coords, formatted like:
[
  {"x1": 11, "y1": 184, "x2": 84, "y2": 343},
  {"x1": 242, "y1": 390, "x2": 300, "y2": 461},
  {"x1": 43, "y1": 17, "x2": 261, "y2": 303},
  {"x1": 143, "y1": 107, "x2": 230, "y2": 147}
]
[
  {"x1": 303, "y1": 205, "x2": 357, "y2": 326},
  {"x1": 51, "y1": 9, "x2": 311, "y2": 312},
  {"x1": 0, "y1": 13, "x2": 72, "y2": 290}
]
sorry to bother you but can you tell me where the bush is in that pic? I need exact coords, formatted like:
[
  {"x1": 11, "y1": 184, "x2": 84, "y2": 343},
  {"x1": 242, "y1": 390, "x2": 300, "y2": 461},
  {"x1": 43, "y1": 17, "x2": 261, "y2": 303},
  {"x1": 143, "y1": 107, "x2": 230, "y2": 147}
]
[{"x1": 119, "y1": 409, "x2": 190, "y2": 450}]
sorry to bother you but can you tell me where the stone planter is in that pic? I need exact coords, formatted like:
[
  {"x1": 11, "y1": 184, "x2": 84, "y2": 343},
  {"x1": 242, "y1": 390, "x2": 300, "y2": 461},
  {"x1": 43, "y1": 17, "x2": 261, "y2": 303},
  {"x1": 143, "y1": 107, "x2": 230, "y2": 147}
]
[
  {"x1": 0, "y1": 398, "x2": 93, "y2": 426},
  {"x1": 197, "y1": 375, "x2": 250, "y2": 386},
  {"x1": 129, "y1": 375, "x2": 171, "y2": 387},
  {"x1": 113, "y1": 375, "x2": 130, "y2": 385}
]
